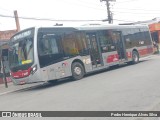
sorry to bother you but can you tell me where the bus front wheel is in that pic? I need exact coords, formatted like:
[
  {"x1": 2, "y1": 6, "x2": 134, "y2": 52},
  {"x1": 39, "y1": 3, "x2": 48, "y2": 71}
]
[
  {"x1": 71, "y1": 62, "x2": 85, "y2": 80},
  {"x1": 132, "y1": 51, "x2": 139, "y2": 64}
]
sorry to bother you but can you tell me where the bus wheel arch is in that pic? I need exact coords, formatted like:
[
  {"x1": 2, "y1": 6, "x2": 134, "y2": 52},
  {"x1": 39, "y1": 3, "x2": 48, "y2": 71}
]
[
  {"x1": 71, "y1": 59, "x2": 85, "y2": 80},
  {"x1": 131, "y1": 49, "x2": 139, "y2": 64}
]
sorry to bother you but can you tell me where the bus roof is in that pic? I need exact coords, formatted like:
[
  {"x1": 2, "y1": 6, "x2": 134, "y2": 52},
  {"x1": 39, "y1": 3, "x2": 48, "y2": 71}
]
[
  {"x1": 74, "y1": 24, "x2": 149, "y2": 31},
  {"x1": 13, "y1": 24, "x2": 149, "y2": 37},
  {"x1": 36, "y1": 24, "x2": 148, "y2": 30}
]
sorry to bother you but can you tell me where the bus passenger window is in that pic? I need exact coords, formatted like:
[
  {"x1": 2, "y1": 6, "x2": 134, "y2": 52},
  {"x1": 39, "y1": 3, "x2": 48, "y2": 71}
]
[
  {"x1": 38, "y1": 34, "x2": 63, "y2": 67},
  {"x1": 39, "y1": 36, "x2": 59, "y2": 55},
  {"x1": 75, "y1": 32, "x2": 89, "y2": 55},
  {"x1": 99, "y1": 30, "x2": 116, "y2": 53},
  {"x1": 62, "y1": 33, "x2": 79, "y2": 56}
]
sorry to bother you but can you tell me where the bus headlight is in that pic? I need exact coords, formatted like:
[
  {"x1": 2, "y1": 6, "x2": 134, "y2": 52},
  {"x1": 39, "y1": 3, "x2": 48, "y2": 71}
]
[{"x1": 31, "y1": 65, "x2": 37, "y2": 75}]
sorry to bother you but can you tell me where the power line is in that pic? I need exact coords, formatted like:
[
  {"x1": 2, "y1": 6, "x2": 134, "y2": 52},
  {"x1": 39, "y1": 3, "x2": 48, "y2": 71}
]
[
  {"x1": 116, "y1": 0, "x2": 139, "y2": 4},
  {"x1": 113, "y1": 13, "x2": 156, "y2": 19},
  {"x1": 0, "y1": 1, "x2": 107, "y2": 19},
  {"x1": 70, "y1": 0, "x2": 101, "y2": 7},
  {"x1": 112, "y1": 7, "x2": 160, "y2": 12},
  {"x1": 0, "y1": 14, "x2": 103, "y2": 22},
  {"x1": 113, "y1": 11, "x2": 160, "y2": 15},
  {"x1": 0, "y1": 6, "x2": 12, "y2": 12},
  {"x1": 60, "y1": 0, "x2": 106, "y2": 11}
]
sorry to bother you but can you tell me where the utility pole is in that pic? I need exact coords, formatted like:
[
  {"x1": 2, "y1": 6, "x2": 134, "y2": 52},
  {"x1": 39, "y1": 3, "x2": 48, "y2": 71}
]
[
  {"x1": 1, "y1": 58, "x2": 8, "y2": 88},
  {"x1": 14, "y1": 10, "x2": 20, "y2": 32},
  {"x1": 1, "y1": 49, "x2": 8, "y2": 88},
  {"x1": 100, "y1": 0, "x2": 116, "y2": 24}
]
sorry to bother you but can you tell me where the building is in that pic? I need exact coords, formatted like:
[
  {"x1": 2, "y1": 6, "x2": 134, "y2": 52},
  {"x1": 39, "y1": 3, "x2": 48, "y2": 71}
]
[
  {"x1": 149, "y1": 23, "x2": 160, "y2": 43},
  {"x1": 0, "y1": 29, "x2": 17, "y2": 45},
  {"x1": 0, "y1": 30, "x2": 17, "y2": 84},
  {"x1": 0, "y1": 11, "x2": 20, "y2": 84}
]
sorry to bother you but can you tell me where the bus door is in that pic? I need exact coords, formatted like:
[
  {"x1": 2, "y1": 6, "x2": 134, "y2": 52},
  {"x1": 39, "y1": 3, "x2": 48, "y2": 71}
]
[
  {"x1": 113, "y1": 31, "x2": 127, "y2": 61},
  {"x1": 86, "y1": 33, "x2": 103, "y2": 68}
]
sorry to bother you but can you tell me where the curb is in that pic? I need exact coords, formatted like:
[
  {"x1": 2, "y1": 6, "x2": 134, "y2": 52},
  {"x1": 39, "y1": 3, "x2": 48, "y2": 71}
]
[{"x1": 0, "y1": 82, "x2": 44, "y2": 96}]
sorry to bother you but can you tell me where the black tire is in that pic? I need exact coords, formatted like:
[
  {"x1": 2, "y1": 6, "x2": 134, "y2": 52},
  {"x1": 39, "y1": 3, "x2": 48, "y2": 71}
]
[
  {"x1": 71, "y1": 62, "x2": 85, "y2": 80},
  {"x1": 132, "y1": 51, "x2": 139, "y2": 64}
]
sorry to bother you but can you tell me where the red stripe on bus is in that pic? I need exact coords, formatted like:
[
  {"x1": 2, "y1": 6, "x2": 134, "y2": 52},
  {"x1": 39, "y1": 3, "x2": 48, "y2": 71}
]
[
  {"x1": 148, "y1": 47, "x2": 154, "y2": 53},
  {"x1": 138, "y1": 47, "x2": 154, "y2": 56},
  {"x1": 126, "y1": 52, "x2": 132, "y2": 58},
  {"x1": 106, "y1": 54, "x2": 119, "y2": 63}
]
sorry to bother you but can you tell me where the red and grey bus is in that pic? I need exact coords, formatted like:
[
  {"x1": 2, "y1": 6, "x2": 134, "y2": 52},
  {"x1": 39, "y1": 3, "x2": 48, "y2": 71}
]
[{"x1": 8, "y1": 25, "x2": 153, "y2": 85}]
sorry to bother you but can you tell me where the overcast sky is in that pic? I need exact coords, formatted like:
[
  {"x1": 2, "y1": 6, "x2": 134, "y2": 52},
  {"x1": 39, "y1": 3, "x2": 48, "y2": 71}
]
[{"x1": 0, "y1": 0, "x2": 160, "y2": 30}]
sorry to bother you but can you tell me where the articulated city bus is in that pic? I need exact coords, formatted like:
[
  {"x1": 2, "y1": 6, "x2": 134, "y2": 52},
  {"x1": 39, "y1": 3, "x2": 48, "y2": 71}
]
[{"x1": 8, "y1": 25, "x2": 153, "y2": 85}]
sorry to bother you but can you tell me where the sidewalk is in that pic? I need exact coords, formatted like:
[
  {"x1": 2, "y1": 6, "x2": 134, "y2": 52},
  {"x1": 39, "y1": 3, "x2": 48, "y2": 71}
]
[{"x1": 0, "y1": 82, "x2": 43, "y2": 96}]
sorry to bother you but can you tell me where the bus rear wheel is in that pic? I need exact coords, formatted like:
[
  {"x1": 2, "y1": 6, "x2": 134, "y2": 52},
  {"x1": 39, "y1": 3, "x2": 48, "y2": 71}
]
[
  {"x1": 71, "y1": 62, "x2": 85, "y2": 80},
  {"x1": 132, "y1": 51, "x2": 139, "y2": 64}
]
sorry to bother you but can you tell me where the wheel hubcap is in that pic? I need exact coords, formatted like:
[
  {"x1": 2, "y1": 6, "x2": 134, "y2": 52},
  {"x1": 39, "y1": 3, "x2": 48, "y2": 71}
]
[
  {"x1": 74, "y1": 67, "x2": 81, "y2": 75},
  {"x1": 133, "y1": 54, "x2": 138, "y2": 62}
]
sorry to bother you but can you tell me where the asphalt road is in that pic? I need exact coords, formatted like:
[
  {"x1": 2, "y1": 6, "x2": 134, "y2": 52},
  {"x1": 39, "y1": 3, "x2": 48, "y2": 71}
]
[{"x1": 1, "y1": 55, "x2": 160, "y2": 120}]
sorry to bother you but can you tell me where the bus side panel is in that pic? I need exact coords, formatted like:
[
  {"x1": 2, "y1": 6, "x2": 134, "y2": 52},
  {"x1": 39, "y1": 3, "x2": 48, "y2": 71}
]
[
  {"x1": 125, "y1": 45, "x2": 153, "y2": 63},
  {"x1": 102, "y1": 51, "x2": 119, "y2": 66},
  {"x1": 46, "y1": 60, "x2": 72, "y2": 81},
  {"x1": 42, "y1": 56, "x2": 92, "y2": 81},
  {"x1": 137, "y1": 45, "x2": 153, "y2": 57},
  {"x1": 80, "y1": 55, "x2": 93, "y2": 73},
  {"x1": 125, "y1": 49, "x2": 132, "y2": 61}
]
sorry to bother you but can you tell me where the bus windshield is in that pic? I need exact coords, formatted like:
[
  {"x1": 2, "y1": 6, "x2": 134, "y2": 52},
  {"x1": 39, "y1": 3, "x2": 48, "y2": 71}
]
[{"x1": 9, "y1": 30, "x2": 34, "y2": 70}]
